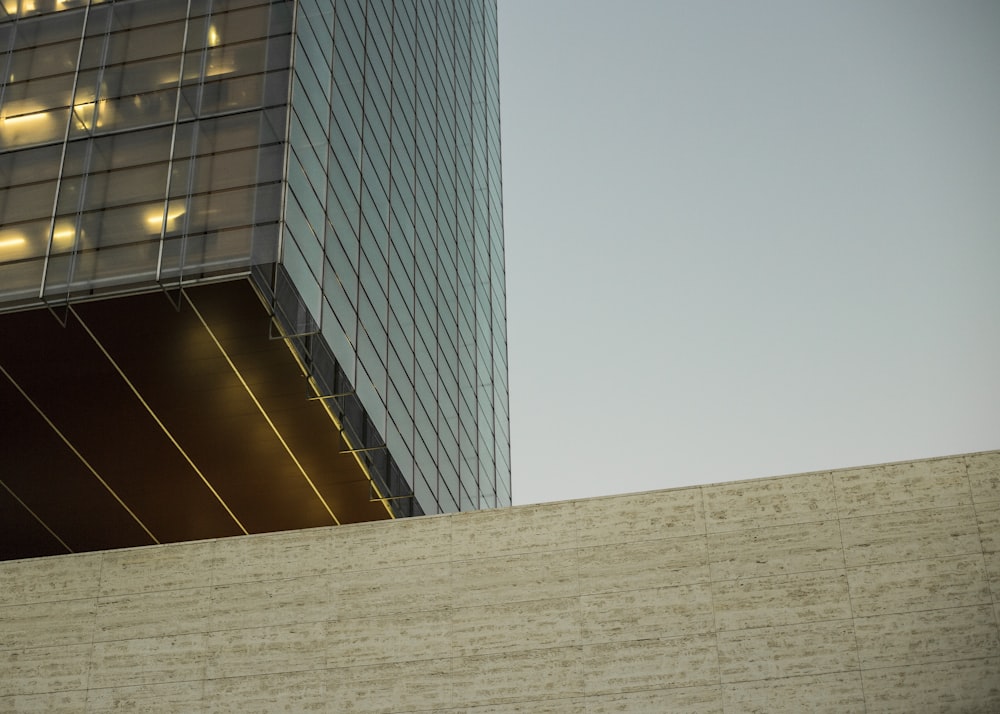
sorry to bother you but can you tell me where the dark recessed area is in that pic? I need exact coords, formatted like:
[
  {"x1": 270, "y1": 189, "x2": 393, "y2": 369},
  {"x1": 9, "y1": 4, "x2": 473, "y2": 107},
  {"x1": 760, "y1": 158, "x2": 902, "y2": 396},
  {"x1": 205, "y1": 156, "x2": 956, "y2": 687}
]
[{"x1": 0, "y1": 279, "x2": 392, "y2": 561}]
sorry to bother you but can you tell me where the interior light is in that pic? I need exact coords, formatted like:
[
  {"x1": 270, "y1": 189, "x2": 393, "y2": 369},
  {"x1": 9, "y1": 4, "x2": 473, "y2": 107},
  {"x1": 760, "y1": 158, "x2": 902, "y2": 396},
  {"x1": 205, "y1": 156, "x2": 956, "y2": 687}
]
[
  {"x1": 73, "y1": 101, "x2": 95, "y2": 130},
  {"x1": 52, "y1": 225, "x2": 77, "y2": 249},
  {"x1": 204, "y1": 63, "x2": 235, "y2": 78},
  {"x1": 145, "y1": 207, "x2": 186, "y2": 232},
  {"x1": 208, "y1": 26, "x2": 220, "y2": 46},
  {"x1": 0, "y1": 234, "x2": 28, "y2": 253}
]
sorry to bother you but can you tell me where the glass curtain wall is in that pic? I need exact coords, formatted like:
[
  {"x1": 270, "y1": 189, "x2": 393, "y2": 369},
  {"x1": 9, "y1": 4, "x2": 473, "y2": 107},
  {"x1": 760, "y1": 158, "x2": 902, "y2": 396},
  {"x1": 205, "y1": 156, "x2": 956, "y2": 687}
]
[
  {"x1": 0, "y1": 0, "x2": 292, "y2": 307},
  {"x1": 0, "y1": 0, "x2": 510, "y2": 515},
  {"x1": 279, "y1": 0, "x2": 510, "y2": 512}
]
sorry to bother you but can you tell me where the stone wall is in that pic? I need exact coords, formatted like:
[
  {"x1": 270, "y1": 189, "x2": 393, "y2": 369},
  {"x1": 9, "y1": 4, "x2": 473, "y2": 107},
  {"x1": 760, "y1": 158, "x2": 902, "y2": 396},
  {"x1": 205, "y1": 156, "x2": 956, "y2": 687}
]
[{"x1": 1, "y1": 451, "x2": 999, "y2": 712}]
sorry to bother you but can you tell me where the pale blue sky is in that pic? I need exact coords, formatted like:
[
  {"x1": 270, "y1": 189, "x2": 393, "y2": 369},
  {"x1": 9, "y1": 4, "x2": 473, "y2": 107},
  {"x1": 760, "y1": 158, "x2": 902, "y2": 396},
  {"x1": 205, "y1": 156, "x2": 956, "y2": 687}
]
[{"x1": 498, "y1": 1, "x2": 1000, "y2": 505}]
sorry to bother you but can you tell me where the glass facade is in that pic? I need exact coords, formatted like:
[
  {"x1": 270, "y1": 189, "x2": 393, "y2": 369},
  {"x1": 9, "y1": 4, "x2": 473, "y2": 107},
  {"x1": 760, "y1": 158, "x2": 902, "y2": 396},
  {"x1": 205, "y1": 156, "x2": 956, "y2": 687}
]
[
  {"x1": 0, "y1": 0, "x2": 290, "y2": 304},
  {"x1": 0, "y1": 0, "x2": 510, "y2": 515}
]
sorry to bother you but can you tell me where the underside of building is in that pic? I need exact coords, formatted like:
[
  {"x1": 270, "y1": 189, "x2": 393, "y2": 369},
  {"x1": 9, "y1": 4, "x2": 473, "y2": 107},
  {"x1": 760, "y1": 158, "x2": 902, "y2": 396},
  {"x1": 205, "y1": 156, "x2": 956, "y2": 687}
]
[{"x1": 0, "y1": 280, "x2": 394, "y2": 560}]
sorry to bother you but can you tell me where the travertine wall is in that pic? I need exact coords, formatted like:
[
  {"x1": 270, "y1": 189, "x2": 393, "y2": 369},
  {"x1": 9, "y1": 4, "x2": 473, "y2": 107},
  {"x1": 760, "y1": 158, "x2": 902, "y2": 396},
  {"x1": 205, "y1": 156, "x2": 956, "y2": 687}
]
[{"x1": 2, "y1": 451, "x2": 999, "y2": 713}]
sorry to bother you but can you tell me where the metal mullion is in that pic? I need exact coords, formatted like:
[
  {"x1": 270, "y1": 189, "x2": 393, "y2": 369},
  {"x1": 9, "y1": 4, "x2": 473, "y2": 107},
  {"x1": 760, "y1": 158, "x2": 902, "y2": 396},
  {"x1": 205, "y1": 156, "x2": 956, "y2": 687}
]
[
  {"x1": 166, "y1": 7, "x2": 214, "y2": 299},
  {"x1": 38, "y1": 1, "x2": 93, "y2": 312},
  {"x1": 401, "y1": 0, "x2": 421, "y2": 506},
  {"x1": 317, "y1": 0, "x2": 339, "y2": 347},
  {"x1": 0, "y1": 15, "x2": 16, "y2": 109},
  {"x1": 55, "y1": 6, "x2": 114, "y2": 313},
  {"x1": 348, "y1": 0, "x2": 369, "y2": 389},
  {"x1": 154, "y1": 0, "x2": 195, "y2": 295},
  {"x1": 272, "y1": 0, "x2": 300, "y2": 318}
]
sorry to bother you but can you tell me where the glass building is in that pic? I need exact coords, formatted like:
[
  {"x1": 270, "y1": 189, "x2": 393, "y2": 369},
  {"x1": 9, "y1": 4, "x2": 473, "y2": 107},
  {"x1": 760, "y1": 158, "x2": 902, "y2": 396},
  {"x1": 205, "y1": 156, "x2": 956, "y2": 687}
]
[{"x1": 0, "y1": 0, "x2": 510, "y2": 559}]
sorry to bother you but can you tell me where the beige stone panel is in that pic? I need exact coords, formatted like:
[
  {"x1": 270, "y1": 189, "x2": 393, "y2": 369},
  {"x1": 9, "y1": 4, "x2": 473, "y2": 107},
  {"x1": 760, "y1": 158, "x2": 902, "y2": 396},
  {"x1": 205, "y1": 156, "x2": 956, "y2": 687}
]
[
  {"x1": 987, "y1": 550, "x2": 1000, "y2": 606},
  {"x1": 330, "y1": 560, "x2": 454, "y2": 615},
  {"x1": 717, "y1": 619, "x2": 857, "y2": 683},
  {"x1": 452, "y1": 646, "x2": 584, "y2": 708},
  {"x1": 0, "y1": 644, "x2": 91, "y2": 695},
  {"x1": 0, "y1": 690, "x2": 89, "y2": 713},
  {"x1": 202, "y1": 670, "x2": 328, "y2": 713},
  {"x1": 0, "y1": 552, "x2": 101, "y2": 606},
  {"x1": 585, "y1": 686, "x2": 723, "y2": 714},
  {"x1": 204, "y1": 621, "x2": 326, "y2": 680},
  {"x1": 721, "y1": 671, "x2": 865, "y2": 714},
  {"x1": 0, "y1": 597, "x2": 95, "y2": 649},
  {"x1": 452, "y1": 597, "x2": 581, "y2": 656},
  {"x1": 99, "y1": 539, "x2": 216, "y2": 596},
  {"x1": 211, "y1": 527, "x2": 337, "y2": 586},
  {"x1": 326, "y1": 608, "x2": 454, "y2": 667},
  {"x1": 94, "y1": 586, "x2": 210, "y2": 641},
  {"x1": 834, "y1": 456, "x2": 970, "y2": 518},
  {"x1": 967, "y1": 451, "x2": 1000, "y2": 503},
  {"x1": 451, "y1": 501, "x2": 577, "y2": 559},
  {"x1": 325, "y1": 657, "x2": 458, "y2": 712},
  {"x1": 712, "y1": 569, "x2": 851, "y2": 632},
  {"x1": 841, "y1": 505, "x2": 982, "y2": 567},
  {"x1": 575, "y1": 487, "x2": 705, "y2": 548},
  {"x1": 89, "y1": 633, "x2": 205, "y2": 689},
  {"x1": 581, "y1": 634, "x2": 718, "y2": 696},
  {"x1": 978, "y1": 499, "x2": 1000, "y2": 553},
  {"x1": 329, "y1": 514, "x2": 453, "y2": 572},
  {"x1": 580, "y1": 583, "x2": 715, "y2": 644},
  {"x1": 861, "y1": 657, "x2": 1000, "y2": 713},
  {"x1": 855, "y1": 604, "x2": 999, "y2": 669},
  {"x1": 703, "y1": 472, "x2": 836, "y2": 533},
  {"x1": 847, "y1": 555, "x2": 991, "y2": 617},
  {"x1": 577, "y1": 536, "x2": 709, "y2": 596},
  {"x1": 452, "y1": 550, "x2": 579, "y2": 608},
  {"x1": 210, "y1": 574, "x2": 338, "y2": 631},
  {"x1": 85, "y1": 681, "x2": 205, "y2": 713},
  {"x1": 708, "y1": 519, "x2": 844, "y2": 581}
]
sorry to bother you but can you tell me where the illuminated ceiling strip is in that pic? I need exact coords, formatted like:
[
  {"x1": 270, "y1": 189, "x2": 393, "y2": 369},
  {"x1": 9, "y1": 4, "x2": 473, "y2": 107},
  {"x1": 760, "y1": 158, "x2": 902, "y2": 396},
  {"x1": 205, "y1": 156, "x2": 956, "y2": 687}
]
[
  {"x1": 0, "y1": 362, "x2": 159, "y2": 545},
  {"x1": 67, "y1": 305, "x2": 249, "y2": 535},
  {"x1": 306, "y1": 371, "x2": 396, "y2": 516},
  {"x1": 269, "y1": 319, "x2": 396, "y2": 519},
  {"x1": 181, "y1": 290, "x2": 342, "y2": 526},
  {"x1": 0, "y1": 478, "x2": 72, "y2": 554}
]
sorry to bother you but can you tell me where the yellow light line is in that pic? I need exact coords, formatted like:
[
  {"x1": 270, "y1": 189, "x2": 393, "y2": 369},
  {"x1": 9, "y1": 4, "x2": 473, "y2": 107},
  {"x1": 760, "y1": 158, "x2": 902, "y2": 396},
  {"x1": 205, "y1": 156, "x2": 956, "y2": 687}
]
[
  {"x1": 310, "y1": 375, "x2": 396, "y2": 517},
  {"x1": 68, "y1": 305, "x2": 248, "y2": 535},
  {"x1": 268, "y1": 318, "x2": 396, "y2": 519},
  {"x1": 182, "y1": 291, "x2": 342, "y2": 526},
  {"x1": 0, "y1": 478, "x2": 73, "y2": 554},
  {"x1": 0, "y1": 362, "x2": 159, "y2": 545}
]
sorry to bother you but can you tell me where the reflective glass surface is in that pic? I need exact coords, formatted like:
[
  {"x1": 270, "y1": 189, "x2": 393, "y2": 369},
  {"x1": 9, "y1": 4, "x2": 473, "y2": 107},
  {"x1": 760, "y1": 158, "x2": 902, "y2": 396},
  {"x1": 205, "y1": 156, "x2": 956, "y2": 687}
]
[
  {"x1": 0, "y1": 0, "x2": 510, "y2": 516},
  {"x1": 278, "y1": 0, "x2": 510, "y2": 512},
  {"x1": 0, "y1": 0, "x2": 291, "y2": 304}
]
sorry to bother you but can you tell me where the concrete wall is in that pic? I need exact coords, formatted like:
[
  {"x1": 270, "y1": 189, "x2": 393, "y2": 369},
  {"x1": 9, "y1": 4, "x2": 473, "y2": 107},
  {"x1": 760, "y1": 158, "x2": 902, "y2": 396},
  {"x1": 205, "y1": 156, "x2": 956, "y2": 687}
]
[{"x1": 2, "y1": 451, "x2": 999, "y2": 713}]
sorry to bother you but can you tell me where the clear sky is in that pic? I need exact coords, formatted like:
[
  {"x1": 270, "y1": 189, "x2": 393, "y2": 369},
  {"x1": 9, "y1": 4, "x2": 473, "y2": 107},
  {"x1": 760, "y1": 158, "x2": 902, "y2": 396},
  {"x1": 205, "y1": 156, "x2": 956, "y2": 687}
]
[{"x1": 497, "y1": 1, "x2": 1000, "y2": 505}]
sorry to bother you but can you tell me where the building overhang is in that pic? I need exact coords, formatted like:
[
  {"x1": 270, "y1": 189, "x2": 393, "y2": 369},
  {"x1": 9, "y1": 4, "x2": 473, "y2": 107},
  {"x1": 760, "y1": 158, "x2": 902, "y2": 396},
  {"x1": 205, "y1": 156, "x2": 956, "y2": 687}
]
[{"x1": 0, "y1": 279, "x2": 393, "y2": 560}]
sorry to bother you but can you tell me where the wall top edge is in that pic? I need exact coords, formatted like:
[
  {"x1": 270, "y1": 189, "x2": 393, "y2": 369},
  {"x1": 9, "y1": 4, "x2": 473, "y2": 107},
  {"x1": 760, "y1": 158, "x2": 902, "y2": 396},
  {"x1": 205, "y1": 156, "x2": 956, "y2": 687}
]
[{"x1": 4, "y1": 448, "x2": 996, "y2": 566}]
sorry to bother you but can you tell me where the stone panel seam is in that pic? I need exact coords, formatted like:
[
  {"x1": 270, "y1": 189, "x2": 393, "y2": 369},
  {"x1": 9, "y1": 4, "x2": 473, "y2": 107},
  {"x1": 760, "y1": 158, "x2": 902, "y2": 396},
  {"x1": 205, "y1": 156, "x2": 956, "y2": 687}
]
[
  {"x1": 80, "y1": 551, "x2": 105, "y2": 706},
  {"x1": 966, "y1": 453, "x2": 1000, "y2": 505},
  {"x1": 698, "y1": 485, "x2": 726, "y2": 711},
  {"x1": 709, "y1": 563, "x2": 853, "y2": 585},
  {"x1": 721, "y1": 665, "x2": 865, "y2": 686},
  {"x1": 860, "y1": 653, "x2": 1000, "y2": 673},
  {"x1": 705, "y1": 513, "x2": 843, "y2": 535},
  {"x1": 968, "y1": 454, "x2": 1000, "y2": 652},
  {"x1": 842, "y1": 549, "x2": 986, "y2": 570},
  {"x1": 833, "y1": 469, "x2": 868, "y2": 713}
]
